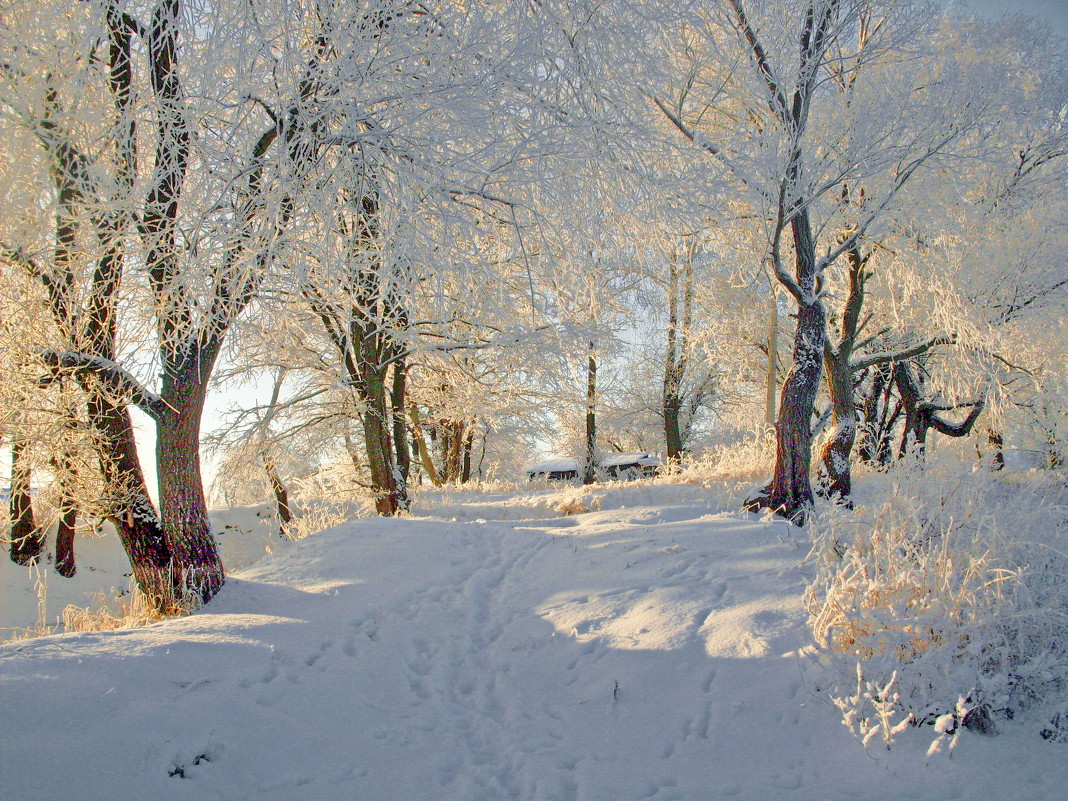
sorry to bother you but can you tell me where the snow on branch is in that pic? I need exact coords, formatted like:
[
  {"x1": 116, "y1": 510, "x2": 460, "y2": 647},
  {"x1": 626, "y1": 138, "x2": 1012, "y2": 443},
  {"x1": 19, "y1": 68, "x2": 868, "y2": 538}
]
[
  {"x1": 650, "y1": 96, "x2": 722, "y2": 159},
  {"x1": 850, "y1": 334, "x2": 954, "y2": 372},
  {"x1": 38, "y1": 350, "x2": 167, "y2": 421}
]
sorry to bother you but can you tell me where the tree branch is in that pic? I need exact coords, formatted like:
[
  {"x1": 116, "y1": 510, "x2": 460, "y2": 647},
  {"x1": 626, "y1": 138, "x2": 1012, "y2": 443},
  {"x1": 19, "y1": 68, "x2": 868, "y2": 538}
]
[
  {"x1": 850, "y1": 334, "x2": 954, "y2": 372},
  {"x1": 38, "y1": 351, "x2": 167, "y2": 421}
]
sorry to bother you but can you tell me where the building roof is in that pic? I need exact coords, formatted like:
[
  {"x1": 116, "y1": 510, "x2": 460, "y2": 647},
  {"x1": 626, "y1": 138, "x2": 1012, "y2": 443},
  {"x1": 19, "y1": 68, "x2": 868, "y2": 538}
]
[
  {"x1": 599, "y1": 452, "x2": 661, "y2": 468},
  {"x1": 525, "y1": 458, "x2": 581, "y2": 474}
]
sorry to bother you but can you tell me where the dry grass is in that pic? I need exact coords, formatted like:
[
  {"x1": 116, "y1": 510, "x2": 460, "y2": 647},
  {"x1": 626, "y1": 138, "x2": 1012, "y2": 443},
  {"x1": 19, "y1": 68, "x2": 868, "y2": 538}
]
[
  {"x1": 805, "y1": 462, "x2": 1068, "y2": 743},
  {"x1": 62, "y1": 587, "x2": 191, "y2": 633},
  {"x1": 283, "y1": 499, "x2": 364, "y2": 541}
]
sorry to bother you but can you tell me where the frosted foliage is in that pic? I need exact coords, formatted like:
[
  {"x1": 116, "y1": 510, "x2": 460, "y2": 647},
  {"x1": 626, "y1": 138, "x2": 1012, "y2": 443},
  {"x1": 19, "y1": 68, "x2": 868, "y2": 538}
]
[{"x1": 805, "y1": 463, "x2": 1068, "y2": 746}]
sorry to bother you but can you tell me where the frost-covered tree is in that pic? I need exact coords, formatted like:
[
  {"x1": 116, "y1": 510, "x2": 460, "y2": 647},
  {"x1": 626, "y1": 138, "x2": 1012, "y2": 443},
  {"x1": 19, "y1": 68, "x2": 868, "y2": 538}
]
[
  {"x1": 0, "y1": 0, "x2": 339, "y2": 604},
  {"x1": 650, "y1": 0, "x2": 989, "y2": 521}
]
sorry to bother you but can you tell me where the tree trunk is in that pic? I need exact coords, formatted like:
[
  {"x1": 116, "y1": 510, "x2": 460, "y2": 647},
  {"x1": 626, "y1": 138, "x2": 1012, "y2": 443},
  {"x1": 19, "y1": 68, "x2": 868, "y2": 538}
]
[
  {"x1": 746, "y1": 211, "x2": 827, "y2": 525},
  {"x1": 262, "y1": 450, "x2": 293, "y2": 536},
  {"x1": 755, "y1": 298, "x2": 826, "y2": 523},
  {"x1": 583, "y1": 343, "x2": 597, "y2": 485},
  {"x1": 409, "y1": 407, "x2": 443, "y2": 486},
  {"x1": 53, "y1": 452, "x2": 78, "y2": 577},
  {"x1": 360, "y1": 368, "x2": 402, "y2": 516},
  {"x1": 461, "y1": 427, "x2": 474, "y2": 483},
  {"x1": 765, "y1": 286, "x2": 778, "y2": 429},
  {"x1": 156, "y1": 371, "x2": 224, "y2": 605},
  {"x1": 85, "y1": 387, "x2": 175, "y2": 607},
  {"x1": 8, "y1": 441, "x2": 43, "y2": 566},
  {"x1": 895, "y1": 362, "x2": 986, "y2": 459},
  {"x1": 389, "y1": 356, "x2": 411, "y2": 490},
  {"x1": 896, "y1": 363, "x2": 929, "y2": 458},
  {"x1": 818, "y1": 242, "x2": 868, "y2": 502},
  {"x1": 663, "y1": 243, "x2": 693, "y2": 462},
  {"x1": 818, "y1": 347, "x2": 856, "y2": 501},
  {"x1": 663, "y1": 392, "x2": 684, "y2": 462},
  {"x1": 442, "y1": 420, "x2": 465, "y2": 483}
]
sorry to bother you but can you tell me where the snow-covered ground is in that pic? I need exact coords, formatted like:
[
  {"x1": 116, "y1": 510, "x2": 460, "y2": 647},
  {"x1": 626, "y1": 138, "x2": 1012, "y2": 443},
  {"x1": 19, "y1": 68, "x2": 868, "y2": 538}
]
[{"x1": 2, "y1": 483, "x2": 1065, "y2": 800}]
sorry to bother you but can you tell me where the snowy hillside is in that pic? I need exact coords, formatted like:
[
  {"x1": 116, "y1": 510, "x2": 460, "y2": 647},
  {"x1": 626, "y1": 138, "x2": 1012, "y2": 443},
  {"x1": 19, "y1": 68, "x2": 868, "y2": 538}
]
[{"x1": 2, "y1": 484, "x2": 1065, "y2": 801}]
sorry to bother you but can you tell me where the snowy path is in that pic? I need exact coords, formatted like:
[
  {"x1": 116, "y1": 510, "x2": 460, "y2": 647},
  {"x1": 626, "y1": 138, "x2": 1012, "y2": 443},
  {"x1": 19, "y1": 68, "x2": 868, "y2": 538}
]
[{"x1": 2, "y1": 489, "x2": 1065, "y2": 800}]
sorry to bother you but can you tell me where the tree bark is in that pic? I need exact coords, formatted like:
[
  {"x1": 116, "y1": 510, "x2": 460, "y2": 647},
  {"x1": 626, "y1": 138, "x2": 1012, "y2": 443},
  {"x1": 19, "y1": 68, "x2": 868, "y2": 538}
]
[
  {"x1": 583, "y1": 343, "x2": 597, "y2": 485},
  {"x1": 819, "y1": 346, "x2": 856, "y2": 500},
  {"x1": 818, "y1": 241, "x2": 868, "y2": 501},
  {"x1": 765, "y1": 285, "x2": 779, "y2": 429},
  {"x1": 156, "y1": 364, "x2": 224, "y2": 603},
  {"x1": 85, "y1": 386, "x2": 175, "y2": 606},
  {"x1": 895, "y1": 362, "x2": 986, "y2": 458},
  {"x1": 461, "y1": 427, "x2": 474, "y2": 483},
  {"x1": 663, "y1": 240, "x2": 695, "y2": 461},
  {"x1": 262, "y1": 450, "x2": 293, "y2": 536},
  {"x1": 409, "y1": 407, "x2": 443, "y2": 486},
  {"x1": 738, "y1": 0, "x2": 836, "y2": 524},
  {"x1": 53, "y1": 452, "x2": 78, "y2": 577},
  {"x1": 756, "y1": 294, "x2": 826, "y2": 523},
  {"x1": 8, "y1": 441, "x2": 44, "y2": 566},
  {"x1": 361, "y1": 367, "x2": 402, "y2": 515},
  {"x1": 746, "y1": 209, "x2": 827, "y2": 525},
  {"x1": 389, "y1": 356, "x2": 411, "y2": 490}
]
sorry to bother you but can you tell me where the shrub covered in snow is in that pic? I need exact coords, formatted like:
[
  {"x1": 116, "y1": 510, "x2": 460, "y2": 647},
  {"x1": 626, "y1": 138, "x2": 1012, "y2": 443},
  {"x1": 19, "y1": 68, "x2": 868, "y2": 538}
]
[{"x1": 804, "y1": 461, "x2": 1068, "y2": 746}]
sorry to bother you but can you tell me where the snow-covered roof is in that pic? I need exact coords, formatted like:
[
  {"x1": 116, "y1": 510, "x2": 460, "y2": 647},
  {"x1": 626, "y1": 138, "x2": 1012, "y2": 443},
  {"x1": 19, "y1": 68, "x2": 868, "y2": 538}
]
[
  {"x1": 525, "y1": 458, "x2": 580, "y2": 474},
  {"x1": 599, "y1": 452, "x2": 661, "y2": 468}
]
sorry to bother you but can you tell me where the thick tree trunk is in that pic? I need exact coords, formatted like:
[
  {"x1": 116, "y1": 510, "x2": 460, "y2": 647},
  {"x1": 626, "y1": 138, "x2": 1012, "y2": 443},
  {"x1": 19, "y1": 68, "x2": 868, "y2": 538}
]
[
  {"x1": 753, "y1": 298, "x2": 826, "y2": 523},
  {"x1": 156, "y1": 371, "x2": 224, "y2": 604},
  {"x1": 583, "y1": 344, "x2": 597, "y2": 485},
  {"x1": 8, "y1": 441, "x2": 44, "y2": 565},
  {"x1": 360, "y1": 369, "x2": 402, "y2": 516},
  {"x1": 84, "y1": 379, "x2": 175, "y2": 608},
  {"x1": 746, "y1": 211, "x2": 827, "y2": 525}
]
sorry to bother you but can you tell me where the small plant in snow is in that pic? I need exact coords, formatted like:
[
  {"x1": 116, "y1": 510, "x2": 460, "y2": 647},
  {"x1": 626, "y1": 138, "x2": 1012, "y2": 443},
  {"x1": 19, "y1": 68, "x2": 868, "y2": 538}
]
[{"x1": 833, "y1": 665, "x2": 913, "y2": 750}]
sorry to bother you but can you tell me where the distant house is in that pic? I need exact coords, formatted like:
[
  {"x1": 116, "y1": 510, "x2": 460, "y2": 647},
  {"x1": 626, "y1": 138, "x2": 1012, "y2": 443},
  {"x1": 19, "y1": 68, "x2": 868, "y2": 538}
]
[
  {"x1": 525, "y1": 458, "x2": 580, "y2": 482},
  {"x1": 524, "y1": 452, "x2": 662, "y2": 482},
  {"x1": 598, "y1": 452, "x2": 662, "y2": 480}
]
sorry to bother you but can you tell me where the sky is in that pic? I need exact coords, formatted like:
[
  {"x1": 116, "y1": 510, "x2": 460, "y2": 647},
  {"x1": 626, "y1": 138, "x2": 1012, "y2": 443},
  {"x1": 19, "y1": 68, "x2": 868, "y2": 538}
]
[{"x1": 950, "y1": 0, "x2": 1068, "y2": 36}]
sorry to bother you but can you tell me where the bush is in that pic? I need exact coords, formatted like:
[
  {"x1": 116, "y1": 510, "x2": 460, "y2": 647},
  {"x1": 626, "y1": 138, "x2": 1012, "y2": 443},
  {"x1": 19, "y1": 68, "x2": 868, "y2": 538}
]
[{"x1": 804, "y1": 460, "x2": 1068, "y2": 748}]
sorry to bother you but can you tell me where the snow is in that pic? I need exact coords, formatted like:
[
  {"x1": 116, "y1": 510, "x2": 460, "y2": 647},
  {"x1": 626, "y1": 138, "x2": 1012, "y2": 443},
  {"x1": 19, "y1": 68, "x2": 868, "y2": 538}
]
[{"x1": 2, "y1": 484, "x2": 1065, "y2": 801}]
